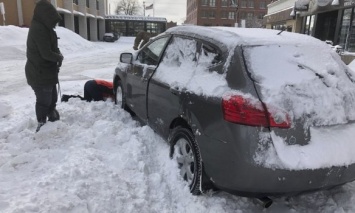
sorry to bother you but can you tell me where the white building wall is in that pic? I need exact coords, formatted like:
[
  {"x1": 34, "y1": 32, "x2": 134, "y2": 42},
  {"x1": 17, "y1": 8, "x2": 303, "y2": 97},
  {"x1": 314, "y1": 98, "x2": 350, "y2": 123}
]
[
  {"x1": 98, "y1": 0, "x2": 107, "y2": 40},
  {"x1": 89, "y1": 0, "x2": 98, "y2": 41},
  {"x1": 63, "y1": 0, "x2": 75, "y2": 32},
  {"x1": 55, "y1": 0, "x2": 107, "y2": 41},
  {"x1": 78, "y1": 0, "x2": 88, "y2": 39},
  {"x1": 267, "y1": 0, "x2": 295, "y2": 15}
]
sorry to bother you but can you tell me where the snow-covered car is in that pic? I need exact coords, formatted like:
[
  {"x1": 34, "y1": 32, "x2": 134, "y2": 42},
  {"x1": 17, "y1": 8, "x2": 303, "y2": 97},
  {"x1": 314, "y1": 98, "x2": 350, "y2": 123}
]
[
  {"x1": 103, "y1": 32, "x2": 117, "y2": 42},
  {"x1": 113, "y1": 25, "x2": 355, "y2": 203}
]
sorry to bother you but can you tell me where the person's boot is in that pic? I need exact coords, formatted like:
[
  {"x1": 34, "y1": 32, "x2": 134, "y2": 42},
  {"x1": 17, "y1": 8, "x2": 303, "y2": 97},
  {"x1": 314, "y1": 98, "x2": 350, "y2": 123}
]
[
  {"x1": 47, "y1": 109, "x2": 60, "y2": 122},
  {"x1": 36, "y1": 118, "x2": 46, "y2": 133}
]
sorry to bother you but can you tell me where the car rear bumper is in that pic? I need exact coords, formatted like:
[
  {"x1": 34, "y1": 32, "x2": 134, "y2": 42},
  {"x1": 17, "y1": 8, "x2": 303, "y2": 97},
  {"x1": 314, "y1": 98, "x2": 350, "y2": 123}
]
[
  {"x1": 215, "y1": 163, "x2": 355, "y2": 197},
  {"x1": 197, "y1": 133, "x2": 355, "y2": 197}
]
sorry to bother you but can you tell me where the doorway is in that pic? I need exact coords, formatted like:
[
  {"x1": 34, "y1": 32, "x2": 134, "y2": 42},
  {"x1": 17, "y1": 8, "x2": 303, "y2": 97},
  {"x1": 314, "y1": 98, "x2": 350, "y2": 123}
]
[{"x1": 314, "y1": 10, "x2": 338, "y2": 42}]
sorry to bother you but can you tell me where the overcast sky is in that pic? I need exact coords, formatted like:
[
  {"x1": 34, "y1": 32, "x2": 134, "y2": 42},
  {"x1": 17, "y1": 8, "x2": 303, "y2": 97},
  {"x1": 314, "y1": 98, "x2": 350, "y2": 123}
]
[{"x1": 108, "y1": 0, "x2": 187, "y2": 24}]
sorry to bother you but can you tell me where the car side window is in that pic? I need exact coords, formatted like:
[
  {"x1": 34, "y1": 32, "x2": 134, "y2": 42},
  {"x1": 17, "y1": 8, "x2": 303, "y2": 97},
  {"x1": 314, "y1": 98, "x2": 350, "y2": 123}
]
[
  {"x1": 138, "y1": 36, "x2": 170, "y2": 66},
  {"x1": 159, "y1": 36, "x2": 197, "y2": 68},
  {"x1": 197, "y1": 43, "x2": 222, "y2": 67}
]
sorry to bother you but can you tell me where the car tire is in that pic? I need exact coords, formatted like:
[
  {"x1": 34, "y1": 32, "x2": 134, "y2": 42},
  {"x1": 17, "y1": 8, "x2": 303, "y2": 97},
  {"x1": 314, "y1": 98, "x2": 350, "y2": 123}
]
[
  {"x1": 115, "y1": 81, "x2": 126, "y2": 109},
  {"x1": 169, "y1": 126, "x2": 202, "y2": 195}
]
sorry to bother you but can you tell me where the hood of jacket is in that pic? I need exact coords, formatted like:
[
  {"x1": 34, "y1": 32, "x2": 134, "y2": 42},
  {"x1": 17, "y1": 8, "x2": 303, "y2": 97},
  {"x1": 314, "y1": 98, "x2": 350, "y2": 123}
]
[{"x1": 32, "y1": 0, "x2": 62, "y2": 29}]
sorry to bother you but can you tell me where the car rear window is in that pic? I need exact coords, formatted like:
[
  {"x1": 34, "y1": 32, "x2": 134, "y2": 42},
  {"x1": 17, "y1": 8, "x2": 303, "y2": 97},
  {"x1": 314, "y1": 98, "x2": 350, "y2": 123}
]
[
  {"x1": 243, "y1": 44, "x2": 355, "y2": 127},
  {"x1": 243, "y1": 44, "x2": 350, "y2": 90}
]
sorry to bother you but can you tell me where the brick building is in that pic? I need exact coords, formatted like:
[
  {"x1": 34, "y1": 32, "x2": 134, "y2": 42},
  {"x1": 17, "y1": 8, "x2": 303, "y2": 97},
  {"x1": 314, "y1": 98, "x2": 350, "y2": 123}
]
[{"x1": 185, "y1": 0, "x2": 271, "y2": 27}]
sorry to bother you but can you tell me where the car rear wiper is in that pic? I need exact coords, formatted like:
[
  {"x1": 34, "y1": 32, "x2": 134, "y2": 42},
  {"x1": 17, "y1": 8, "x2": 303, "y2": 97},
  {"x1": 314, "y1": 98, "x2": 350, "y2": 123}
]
[
  {"x1": 298, "y1": 64, "x2": 330, "y2": 87},
  {"x1": 277, "y1": 28, "x2": 286, "y2": 35}
]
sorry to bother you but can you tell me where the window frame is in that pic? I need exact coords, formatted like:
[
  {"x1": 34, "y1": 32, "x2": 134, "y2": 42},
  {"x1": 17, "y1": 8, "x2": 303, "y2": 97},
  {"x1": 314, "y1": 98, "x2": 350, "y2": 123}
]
[{"x1": 137, "y1": 36, "x2": 171, "y2": 66}]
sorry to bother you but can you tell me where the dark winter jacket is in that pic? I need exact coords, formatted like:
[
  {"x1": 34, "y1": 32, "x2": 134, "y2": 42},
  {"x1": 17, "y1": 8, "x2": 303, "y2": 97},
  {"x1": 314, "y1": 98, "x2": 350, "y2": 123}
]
[
  {"x1": 25, "y1": 0, "x2": 62, "y2": 86},
  {"x1": 133, "y1": 31, "x2": 152, "y2": 50}
]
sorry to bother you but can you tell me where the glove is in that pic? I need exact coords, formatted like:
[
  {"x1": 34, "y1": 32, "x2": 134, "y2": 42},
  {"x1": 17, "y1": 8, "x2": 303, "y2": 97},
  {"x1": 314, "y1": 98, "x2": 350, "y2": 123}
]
[
  {"x1": 133, "y1": 46, "x2": 138, "y2": 50},
  {"x1": 58, "y1": 53, "x2": 64, "y2": 67}
]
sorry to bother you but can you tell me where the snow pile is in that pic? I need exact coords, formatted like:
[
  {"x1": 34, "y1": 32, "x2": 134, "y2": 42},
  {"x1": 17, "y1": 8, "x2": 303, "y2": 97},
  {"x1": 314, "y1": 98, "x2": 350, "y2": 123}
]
[
  {"x1": 0, "y1": 26, "x2": 28, "y2": 60},
  {"x1": 0, "y1": 26, "x2": 98, "y2": 61},
  {"x1": 0, "y1": 100, "x2": 12, "y2": 118},
  {"x1": 55, "y1": 27, "x2": 99, "y2": 56}
]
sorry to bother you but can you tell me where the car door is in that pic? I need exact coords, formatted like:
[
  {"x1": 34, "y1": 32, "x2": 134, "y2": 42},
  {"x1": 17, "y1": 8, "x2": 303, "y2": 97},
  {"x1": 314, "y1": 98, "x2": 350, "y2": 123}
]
[
  {"x1": 147, "y1": 35, "x2": 199, "y2": 138},
  {"x1": 126, "y1": 36, "x2": 170, "y2": 121}
]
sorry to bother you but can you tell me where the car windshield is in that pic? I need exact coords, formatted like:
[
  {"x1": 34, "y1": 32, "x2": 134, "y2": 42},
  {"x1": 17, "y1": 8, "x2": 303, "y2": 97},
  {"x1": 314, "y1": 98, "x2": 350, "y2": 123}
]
[{"x1": 243, "y1": 44, "x2": 355, "y2": 127}]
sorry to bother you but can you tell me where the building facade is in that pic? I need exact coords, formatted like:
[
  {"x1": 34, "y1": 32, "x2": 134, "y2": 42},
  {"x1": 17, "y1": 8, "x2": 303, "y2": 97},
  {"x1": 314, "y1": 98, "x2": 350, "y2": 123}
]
[
  {"x1": 265, "y1": 0, "x2": 303, "y2": 32},
  {"x1": 185, "y1": 0, "x2": 270, "y2": 27},
  {"x1": 297, "y1": 0, "x2": 355, "y2": 53},
  {"x1": 0, "y1": 0, "x2": 107, "y2": 41},
  {"x1": 105, "y1": 15, "x2": 167, "y2": 37},
  {"x1": 266, "y1": 0, "x2": 355, "y2": 53}
]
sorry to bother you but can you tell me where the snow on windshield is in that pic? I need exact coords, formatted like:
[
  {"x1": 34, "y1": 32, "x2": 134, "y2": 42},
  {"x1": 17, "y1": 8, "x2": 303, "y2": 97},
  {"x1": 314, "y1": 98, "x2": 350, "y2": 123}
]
[{"x1": 153, "y1": 36, "x2": 229, "y2": 97}]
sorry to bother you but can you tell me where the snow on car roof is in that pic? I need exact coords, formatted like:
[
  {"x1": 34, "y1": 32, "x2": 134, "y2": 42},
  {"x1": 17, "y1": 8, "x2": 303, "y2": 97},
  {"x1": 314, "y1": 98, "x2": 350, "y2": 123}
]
[{"x1": 167, "y1": 25, "x2": 325, "y2": 49}]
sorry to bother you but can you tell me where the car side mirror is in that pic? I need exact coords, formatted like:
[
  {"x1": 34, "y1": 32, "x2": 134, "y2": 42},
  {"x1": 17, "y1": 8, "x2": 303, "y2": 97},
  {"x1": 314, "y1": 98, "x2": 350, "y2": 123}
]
[{"x1": 120, "y1": 53, "x2": 133, "y2": 64}]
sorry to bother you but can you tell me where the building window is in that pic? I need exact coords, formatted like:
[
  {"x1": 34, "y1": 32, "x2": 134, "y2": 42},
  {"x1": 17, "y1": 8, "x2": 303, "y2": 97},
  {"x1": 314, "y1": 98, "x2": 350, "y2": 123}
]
[
  {"x1": 73, "y1": 0, "x2": 78, "y2": 5},
  {"x1": 209, "y1": 0, "x2": 216, "y2": 6},
  {"x1": 259, "y1": 1, "x2": 266, "y2": 9},
  {"x1": 258, "y1": 13, "x2": 264, "y2": 19},
  {"x1": 221, "y1": 11, "x2": 228, "y2": 19},
  {"x1": 247, "y1": 0, "x2": 254, "y2": 8},
  {"x1": 209, "y1": 10, "x2": 215, "y2": 18},
  {"x1": 201, "y1": 10, "x2": 208, "y2": 18},
  {"x1": 228, "y1": 12, "x2": 235, "y2": 20},
  {"x1": 247, "y1": 12, "x2": 253, "y2": 19},
  {"x1": 240, "y1": 0, "x2": 247, "y2": 8},
  {"x1": 303, "y1": 15, "x2": 315, "y2": 36},
  {"x1": 221, "y1": 0, "x2": 228, "y2": 7},
  {"x1": 201, "y1": 0, "x2": 209, "y2": 6},
  {"x1": 97, "y1": 0, "x2": 99, "y2": 9},
  {"x1": 339, "y1": 8, "x2": 355, "y2": 51}
]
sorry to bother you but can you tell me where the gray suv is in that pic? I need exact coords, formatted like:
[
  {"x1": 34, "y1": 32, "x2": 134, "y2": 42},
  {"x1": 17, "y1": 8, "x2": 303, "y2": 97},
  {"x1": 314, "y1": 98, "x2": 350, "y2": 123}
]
[{"x1": 113, "y1": 25, "x2": 355, "y2": 202}]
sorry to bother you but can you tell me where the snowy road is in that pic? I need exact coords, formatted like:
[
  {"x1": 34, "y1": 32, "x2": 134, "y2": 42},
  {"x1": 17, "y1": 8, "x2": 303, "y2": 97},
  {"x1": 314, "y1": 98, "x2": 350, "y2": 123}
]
[{"x1": 1, "y1": 26, "x2": 355, "y2": 212}]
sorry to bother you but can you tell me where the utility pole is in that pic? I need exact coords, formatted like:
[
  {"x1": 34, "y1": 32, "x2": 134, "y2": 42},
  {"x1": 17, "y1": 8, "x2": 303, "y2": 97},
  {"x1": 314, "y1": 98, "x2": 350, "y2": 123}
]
[{"x1": 231, "y1": 0, "x2": 238, "y2": 27}]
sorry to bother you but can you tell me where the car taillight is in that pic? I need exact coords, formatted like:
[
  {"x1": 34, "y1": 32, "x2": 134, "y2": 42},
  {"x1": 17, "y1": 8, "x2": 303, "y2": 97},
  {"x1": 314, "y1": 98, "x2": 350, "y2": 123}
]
[{"x1": 222, "y1": 95, "x2": 291, "y2": 128}]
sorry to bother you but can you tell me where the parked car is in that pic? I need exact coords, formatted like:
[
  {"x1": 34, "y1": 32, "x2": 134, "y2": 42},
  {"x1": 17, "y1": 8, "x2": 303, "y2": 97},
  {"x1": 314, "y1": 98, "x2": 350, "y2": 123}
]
[
  {"x1": 113, "y1": 25, "x2": 355, "y2": 205},
  {"x1": 103, "y1": 32, "x2": 118, "y2": 42}
]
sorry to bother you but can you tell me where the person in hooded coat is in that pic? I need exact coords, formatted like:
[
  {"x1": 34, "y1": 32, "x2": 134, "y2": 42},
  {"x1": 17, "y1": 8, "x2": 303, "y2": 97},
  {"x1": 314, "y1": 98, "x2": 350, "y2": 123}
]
[
  {"x1": 133, "y1": 31, "x2": 153, "y2": 50},
  {"x1": 25, "y1": 0, "x2": 63, "y2": 132}
]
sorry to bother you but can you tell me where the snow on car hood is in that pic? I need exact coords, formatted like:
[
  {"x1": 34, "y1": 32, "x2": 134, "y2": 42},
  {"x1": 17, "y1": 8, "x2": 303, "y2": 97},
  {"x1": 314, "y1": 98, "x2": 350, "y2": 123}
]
[{"x1": 243, "y1": 43, "x2": 355, "y2": 128}]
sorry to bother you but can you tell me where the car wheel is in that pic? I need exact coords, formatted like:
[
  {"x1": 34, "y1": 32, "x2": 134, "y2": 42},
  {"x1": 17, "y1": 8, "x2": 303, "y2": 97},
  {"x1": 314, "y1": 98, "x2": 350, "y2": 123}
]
[
  {"x1": 169, "y1": 127, "x2": 202, "y2": 195},
  {"x1": 115, "y1": 81, "x2": 126, "y2": 109}
]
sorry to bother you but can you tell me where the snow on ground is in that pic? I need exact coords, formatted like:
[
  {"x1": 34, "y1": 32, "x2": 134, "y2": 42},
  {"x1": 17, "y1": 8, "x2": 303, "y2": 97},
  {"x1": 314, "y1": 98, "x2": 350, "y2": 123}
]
[{"x1": 1, "y1": 26, "x2": 355, "y2": 212}]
